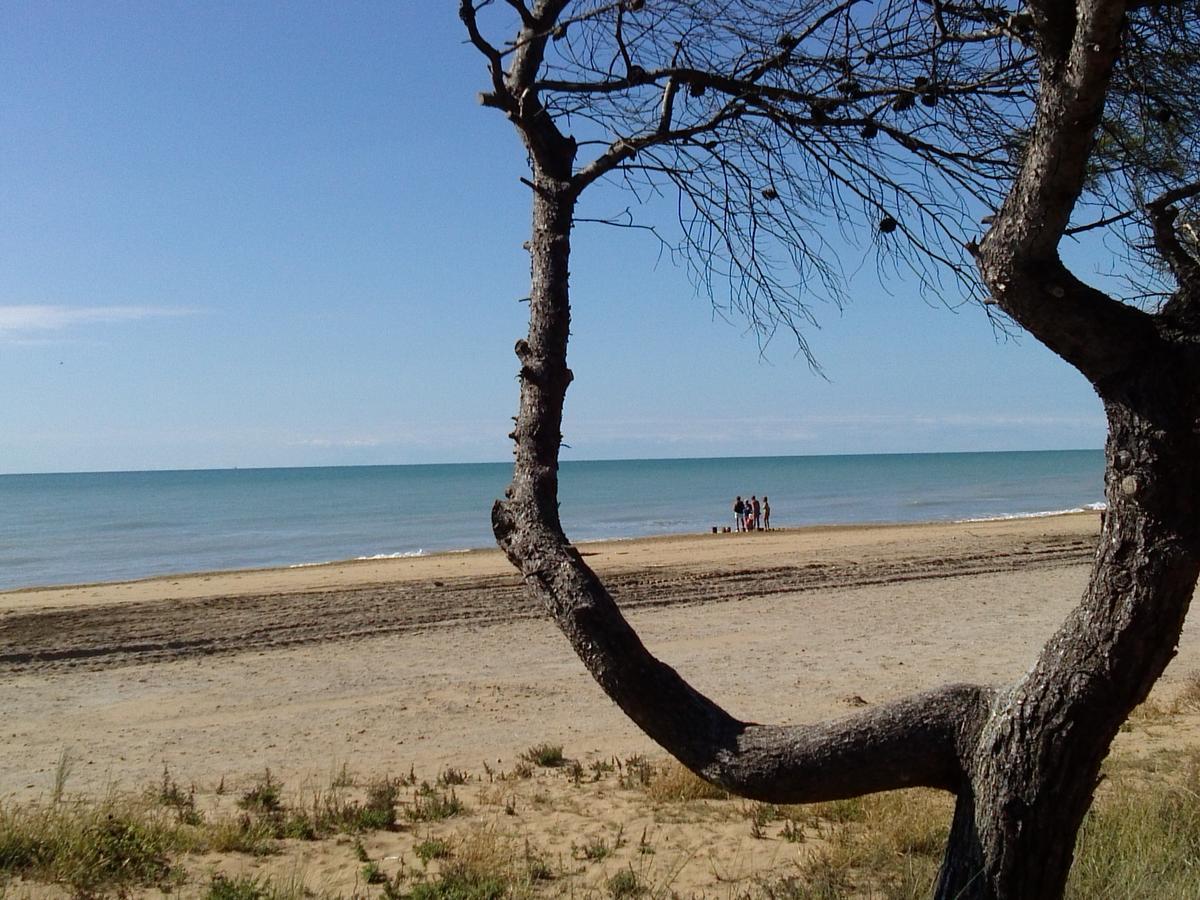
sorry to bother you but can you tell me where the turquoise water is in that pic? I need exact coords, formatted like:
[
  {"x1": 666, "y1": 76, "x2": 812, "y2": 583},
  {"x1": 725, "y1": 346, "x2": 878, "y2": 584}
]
[{"x1": 0, "y1": 451, "x2": 1105, "y2": 591}]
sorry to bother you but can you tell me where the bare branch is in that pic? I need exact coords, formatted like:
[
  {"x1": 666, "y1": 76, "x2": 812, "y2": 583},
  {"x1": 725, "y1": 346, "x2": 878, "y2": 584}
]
[
  {"x1": 571, "y1": 100, "x2": 744, "y2": 193},
  {"x1": 502, "y1": 0, "x2": 536, "y2": 28},
  {"x1": 657, "y1": 75, "x2": 678, "y2": 134},
  {"x1": 1148, "y1": 181, "x2": 1200, "y2": 304},
  {"x1": 459, "y1": 0, "x2": 511, "y2": 109}
]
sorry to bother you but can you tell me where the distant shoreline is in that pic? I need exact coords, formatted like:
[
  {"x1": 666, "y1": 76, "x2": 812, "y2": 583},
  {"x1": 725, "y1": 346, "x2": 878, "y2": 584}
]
[
  {"x1": 0, "y1": 509, "x2": 1101, "y2": 609},
  {"x1": 0, "y1": 450, "x2": 1106, "y2": 592}
]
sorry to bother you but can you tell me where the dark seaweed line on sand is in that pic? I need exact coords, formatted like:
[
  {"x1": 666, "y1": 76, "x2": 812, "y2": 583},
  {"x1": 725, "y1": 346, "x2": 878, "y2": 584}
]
[{"x1": 0, "y1": 537, "x2": 1094, "y2": 674}]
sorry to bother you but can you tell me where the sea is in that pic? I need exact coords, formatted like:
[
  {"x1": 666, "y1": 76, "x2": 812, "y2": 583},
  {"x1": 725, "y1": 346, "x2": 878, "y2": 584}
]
[{"x1": 0, "y1": 450, "x2": 1106, "y2": 592}]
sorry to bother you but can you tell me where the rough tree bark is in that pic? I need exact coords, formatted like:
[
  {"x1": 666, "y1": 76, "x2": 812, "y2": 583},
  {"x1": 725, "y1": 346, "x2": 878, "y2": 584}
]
[
  {"x1": 462, "y1": 1, "x2": 1200, "y2": 897},
  {"x1": 947, "y1": 2, "x2": 1200, "y2": 893}
]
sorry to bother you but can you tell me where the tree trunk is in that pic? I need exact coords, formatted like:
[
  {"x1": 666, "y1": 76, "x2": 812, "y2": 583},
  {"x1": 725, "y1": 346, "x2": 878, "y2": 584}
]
[
  {"x1": 935, "y1": 387, "x2": 1200, "y2": 899},
  {"x1": 502, "y1": 169, "x2": 576, "y2": 536}
]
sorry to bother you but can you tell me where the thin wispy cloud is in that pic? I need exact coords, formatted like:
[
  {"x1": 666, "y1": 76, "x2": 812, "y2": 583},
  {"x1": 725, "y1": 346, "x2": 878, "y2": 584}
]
[
  {"x1": 289, "y1": 437, "x2": 384, "y2": 449},
  {"x1": 573, "y1": 411, "x2": 1103, "y2": 438},
  {"x1": 0, "y1": 305, "x2": 196, "y2": 340}
]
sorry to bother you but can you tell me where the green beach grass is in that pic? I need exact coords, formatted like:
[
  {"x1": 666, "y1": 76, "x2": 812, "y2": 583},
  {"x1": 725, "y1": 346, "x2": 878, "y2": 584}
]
[{"x1": 3, "y1": 733, "x2": 1199, "y2": 898}]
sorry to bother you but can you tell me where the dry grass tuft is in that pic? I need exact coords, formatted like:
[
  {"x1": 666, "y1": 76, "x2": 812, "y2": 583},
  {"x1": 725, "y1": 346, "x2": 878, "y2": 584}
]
[
  {"x1": 1173, "y1": 670, "x2": 1200, "y2": 713},
  {"x1": 1067, "y1": 747, "x2": 1200, "y2": 899},
  {"x1": 405, "y1": 824, "x2": 550, "y2": 898},
  {"x1": 0, "y1": 794, "x2": 185, "y2": 895},
  {"x1": 1129, "y1": 698, "x2": 1176, "y2": 725},
  {"x1": 643, "y1": 761, "x2": 729, "y2": 803},
  {"x1": 779, "y1": 789, "x2": 950, "y2": 899},
  {"x1": 7, "y1": 737, "x2": 1200, "y2": 899}
]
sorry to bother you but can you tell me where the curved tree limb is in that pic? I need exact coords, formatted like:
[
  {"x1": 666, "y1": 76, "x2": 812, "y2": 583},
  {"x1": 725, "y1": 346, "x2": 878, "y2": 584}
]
[
  {"x1": 494, "y1": 166, "x2": 991, "y2": 800},
  {"x1": 493, "y1": 502, "x2": 991, "y2": 799}
]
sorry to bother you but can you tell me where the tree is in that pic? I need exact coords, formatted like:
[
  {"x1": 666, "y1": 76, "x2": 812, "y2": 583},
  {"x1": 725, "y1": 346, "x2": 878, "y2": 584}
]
[{"x1": 459, "y1": 1, "x2": 1200, "y2": 897}]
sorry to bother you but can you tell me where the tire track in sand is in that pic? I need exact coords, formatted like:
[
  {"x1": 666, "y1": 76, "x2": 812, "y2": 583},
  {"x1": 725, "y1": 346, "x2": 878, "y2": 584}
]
[{"x1": 0, "y1": 534, "x2": 1094, "y2": 674}]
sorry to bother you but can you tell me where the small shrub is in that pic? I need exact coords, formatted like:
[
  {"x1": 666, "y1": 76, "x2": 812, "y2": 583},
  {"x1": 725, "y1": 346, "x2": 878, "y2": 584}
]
[
  {"x1": 64, "y1": 810, "x2": 178, "y2": 893},
  {"x1": 406, "y1": 827, "x2": 520, "y2": 899},
  {"x1": 287, "y1": 776, "x2": 400, "y2": 837},
  {"x1": 353, "y1": 836, "x2": 370, "y2": 862},
  {"x1": 608, "y1": 867, "x2": 644, "y2": 898},
  {"x1": 358, "y1": 777, "x2": 400, "y2": 831},
  {"x1": 160, "y1": 776, "x2": 186, "y2": 807},
  {"x1": 407, "y1": 786, "x2": 466, "y2": 823},
  {"x1": 520, "y1": 743, "x2": 566, "y2": 768},
  {"x1": 278, "y1": 810, "x2": 318, "y2": 841},
  {"x1": 238, "y1": 771, "x2": 283, "y2": 814},
  {"x1": 576, "y1": 835, "x2": 612, "y2": 861},
  {"x1": 206, "y1": 872, "x2": 271, "y2": 900},
  {"x1": 746, "y1": 802, "x2": 779, "y2": 838},
  {"x1": 754, "y1": 874, "x2": 808, "y2": 899},
  {"x1": 781, "y1": 818, "x2": 805, "y2": 843},
  {"x1": 415, "y1": 836, "x2": 453, "y2": 863},
  {"x1": 524, "y1": 840, "x2": 553, "y2": 882},
  {"x1": 797, "y1": 848, "x2": 854, "y2": 898},
  {"x1": 406, "y1": 869, "x2": 507, "y2": 899},
  {"x1": 206, "y1": 814, "x2": 278, "y2": 856},
  {"x1": 438, "y1": 767, "x2": 469, "y2": 786},
  {"x1": 618, "y1": 754, "x2": 654, "y2": 789}
]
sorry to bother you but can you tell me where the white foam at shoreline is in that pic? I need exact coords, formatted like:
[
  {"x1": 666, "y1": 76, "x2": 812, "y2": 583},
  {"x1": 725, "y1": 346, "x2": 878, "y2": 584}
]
[
  {"x1": 288, "y1": 549, "x2": 428, "y2": 569},
  {"x1": 355, "y1": 550, "x2": 427, "y2": 561},
  {"x1": 956, "y1": 502, "x2": 1105, "y2": 524}
]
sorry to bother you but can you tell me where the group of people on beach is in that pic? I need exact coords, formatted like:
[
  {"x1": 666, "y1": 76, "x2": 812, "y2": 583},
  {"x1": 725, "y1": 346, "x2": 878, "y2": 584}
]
[{"x1": 732, "y1": 495, "x2": 770, "y2": 532}]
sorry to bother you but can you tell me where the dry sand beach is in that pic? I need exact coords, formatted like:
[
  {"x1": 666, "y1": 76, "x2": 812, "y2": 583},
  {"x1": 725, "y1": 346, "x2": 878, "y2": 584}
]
[
  {"x1": 6, "y1": 510, "x2": 1197, "y2": 798},
  {"x1": 3, "y1": 512, "x2": 1200, "y2": 896}
]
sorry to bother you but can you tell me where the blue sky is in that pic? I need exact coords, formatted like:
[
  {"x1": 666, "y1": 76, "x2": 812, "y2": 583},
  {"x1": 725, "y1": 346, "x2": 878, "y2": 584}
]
[{"x1": 0, "y1": 2, "x2": 1107, "y2": 475}]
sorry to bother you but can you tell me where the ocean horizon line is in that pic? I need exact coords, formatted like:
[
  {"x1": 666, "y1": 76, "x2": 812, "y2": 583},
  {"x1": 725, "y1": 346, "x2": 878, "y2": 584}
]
[{"x1": 0, "y1": 446, "x2": 1106, "y2": 479}]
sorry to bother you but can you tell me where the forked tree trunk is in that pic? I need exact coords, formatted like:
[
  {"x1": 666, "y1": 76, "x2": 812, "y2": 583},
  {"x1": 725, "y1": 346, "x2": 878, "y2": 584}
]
[
  {"x1": 499, "y1": 177, "x2": 1200, "y2": 899},
  {"x1": 479, "y1": 4, "x2": 1200, "y2": 899},
  {"x1": 936, "y1": 394, "x2": 1200, "y2": 898}
]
